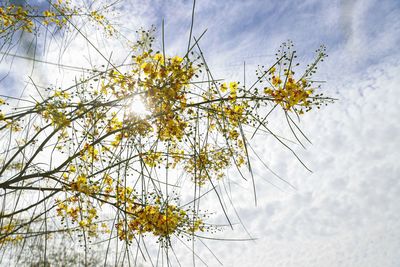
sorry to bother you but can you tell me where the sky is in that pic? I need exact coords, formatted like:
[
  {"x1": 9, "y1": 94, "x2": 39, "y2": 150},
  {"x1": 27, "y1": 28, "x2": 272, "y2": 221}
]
[
  {"x1": 112, "y1": 1, "x2": 400, "y2": 266},
  {"x1": 2, "y1": 0, "x2": 400, "y2": 266}
]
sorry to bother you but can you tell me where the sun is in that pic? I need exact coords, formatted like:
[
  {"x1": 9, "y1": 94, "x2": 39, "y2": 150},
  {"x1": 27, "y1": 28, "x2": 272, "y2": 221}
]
[{"x1": 129, "y1": 96, "x2": 150, "y2": 117}]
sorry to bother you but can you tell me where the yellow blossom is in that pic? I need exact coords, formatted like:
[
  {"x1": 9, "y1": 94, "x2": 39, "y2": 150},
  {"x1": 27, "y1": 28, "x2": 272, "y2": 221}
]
[{"x1": 220, "y1": 83, "x2": 228, "y2": 92}]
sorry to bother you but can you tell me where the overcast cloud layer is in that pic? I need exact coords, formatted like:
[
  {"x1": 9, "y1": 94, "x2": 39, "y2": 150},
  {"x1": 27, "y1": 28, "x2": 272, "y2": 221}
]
[{"x1": 1, "y1": 0, "x2": 399, "y2": 266}]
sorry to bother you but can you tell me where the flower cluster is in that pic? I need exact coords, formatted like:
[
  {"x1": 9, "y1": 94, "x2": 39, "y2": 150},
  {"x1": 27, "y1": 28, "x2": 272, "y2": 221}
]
[
  {"x1": 136, "y1": 52, "x2": 195, "y2": 142},
  {"x1": 185, "y1": 145, "x2": 232, "y2": 185},
  {"x1": 69, "y1": 173, "x2": 100, "y2": 194},
  {"x1": 0, "y1": 1, "x2": 113, "y2": 35},
  {"x1": 0, "y1": 1, "x2": 75, "y2": 33},
  {"x1": 263, "y1": 68, "x2": 315, "y2": 113},
  {"x1": 116, "y1": 202, "x2": 204, "y2": 241},
  {"x1": 0, "y1": 223, "x2": 23, "y2": 245},
  {"x1": 0, "y1": 4, "x2": 34, "y2": 32},
  {"x1": 56, "y1": 197, "x2": 100, "y2": 237},
  {"x1": 40, "y1": 103, "x2": 71, "y2": 129},
  {"x1": 258, "y1": 42, "x2": 329, "y2": 114}
]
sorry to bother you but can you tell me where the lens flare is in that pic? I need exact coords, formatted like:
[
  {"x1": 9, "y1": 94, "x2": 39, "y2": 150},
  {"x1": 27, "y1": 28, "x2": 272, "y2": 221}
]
[{"x1": 129, "y1": 96, "x2": 150, "y2": 117}]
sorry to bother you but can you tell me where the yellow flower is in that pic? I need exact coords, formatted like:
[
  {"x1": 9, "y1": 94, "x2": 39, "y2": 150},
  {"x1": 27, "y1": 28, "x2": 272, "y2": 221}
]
[
  {"x1": 269, "y1": 67, "x2": 276, "y2": 74},
  {"x1": 141, "y1": 62, "x2": 153, "y2": 74},
  {"x1": 220, "y1": 83, "x2": 228, "y2": 93},
  {"x1": 79, "y1": 220, "x2": 88, "y2": 227},
  {"x1": 229, "y1": 82, "x2": 238, "y2": 92},
  {"x1": 153, "y1": 53, "x2": 164, "y2": 65},
  {"x1": 171, "y1": 56, "x2": 183, "y2": 65},
  {"x1": 69, "y1": 165, "x2": 76, "y2": 173},
  {"x1": 272, "y1": 76, "x2": 282, "y2": 86},
  {"x1": 229, "y1": 82, "x2": 238, "y2": 100},
  {"x1": 53, "y1": 90, "x2": 70, "y2": 99},
  {"x1": 264, "y1": 87, "x2": 273, "y2": 94},
  {"x1": 43, "y1": 10, "x2": 55, "y2": 17}
]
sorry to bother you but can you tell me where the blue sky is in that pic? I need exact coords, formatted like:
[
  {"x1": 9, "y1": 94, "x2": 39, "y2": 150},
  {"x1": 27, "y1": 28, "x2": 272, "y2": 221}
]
[{"x1": 2, "y1": 0, "x2": 400, "y2": 266}]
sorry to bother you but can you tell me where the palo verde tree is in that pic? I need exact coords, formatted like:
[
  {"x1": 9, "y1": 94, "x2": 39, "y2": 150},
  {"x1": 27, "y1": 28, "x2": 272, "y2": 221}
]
[{"x1": 0, "y1": 0, "x2": 333, "y2": 266}]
